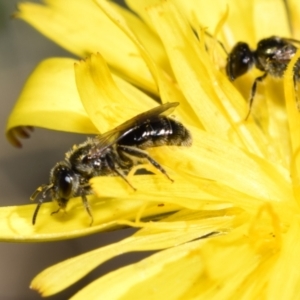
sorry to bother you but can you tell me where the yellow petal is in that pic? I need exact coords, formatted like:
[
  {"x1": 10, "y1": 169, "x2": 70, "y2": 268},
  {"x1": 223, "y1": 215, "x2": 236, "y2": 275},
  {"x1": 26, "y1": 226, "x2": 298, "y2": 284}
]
[
  {"x1": 92, "y1": 174, "x2": 221, "y2": 211},
  {"x1": 253, "y1": 0, "x2": 291, "y2": 40},
  {"x1": 17, "y1": 0, "x2": 156, "y2": 93},
  {"x1": 147, "y1": 3, "x2": 231, "y2": 134},
  {"x1": 287, "y1": 0, "x2": 300, "y2": 39},
  {"x1": 96, "y1": 0, "x2": 202, "y2": 129},
  {"x1": 125, "y1": 0, "x2": 161, "y2": 30},
  {"x1": 31, "y1": 233, "x2": 205, "y2": 297},
  {"x1": 149, "y1": 126, "x2": 292, "y2": 202},
  {"x1": 173, "y1": 0, "x2": 229, "y2": 39},
  {"x1": 267, "y1": 217, "x2": 300, "y2": 299},
  {"x1": 219, "y1": 0, "x2": 290, "y2": 48},
  {"x1": 284, "y1": 49, "x2": 300, "y2": 202},
  {"x1": 262, "y1": 78, "x2": 290, "y2": 169},
  {"x1": 31, "y1": 206, "x2": 243, "y2": 297},
  {"x1": 0, "y1": 192, "x2": 180, "y2": 242},
  {"x1": 284, "y1": 49, "x2": 300, "y2": 153},
  {"x1": 70, "y1": 206, "x2": 300, "y2": 299},
  {"x1": 110, "y1": 1, "x2": 172, "y2": 76},
  {"x1": 220, "y1": 1, "x2": 255, "y2": 47},
  {"x1": 6, "y1": 58, "x2": 97, "y2": 146},
  {"x1": 70, "y1": 239, "x2": 207, "y2": 300},
  {"x1": 74, "y1": 53, "x2": 157, "y2": 132},
  {"x1": 126, "y1": 0, "x2": 226, "y2": 36},
  {"x1": 127, "y1": 0, "x2": 252, "y2": 49},
  {"x1": 147, "y1": 1, "x2": 273, "y2": 160}
]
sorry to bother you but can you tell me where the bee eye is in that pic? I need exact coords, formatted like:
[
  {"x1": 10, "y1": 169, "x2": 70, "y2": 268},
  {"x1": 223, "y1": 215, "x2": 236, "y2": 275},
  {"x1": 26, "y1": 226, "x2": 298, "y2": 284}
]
[
  {"x1": 226, "y1": 42, "x2": 253, "y2": 81},
  {"x1": 52, "y1": 165, "x2": 75, "y2": 199}
]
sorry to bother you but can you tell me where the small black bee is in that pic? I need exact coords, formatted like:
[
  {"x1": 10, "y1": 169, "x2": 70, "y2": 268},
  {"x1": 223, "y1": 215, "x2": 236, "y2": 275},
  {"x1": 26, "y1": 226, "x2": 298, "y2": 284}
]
[
  {"x1": 31, "y1": 102, "x2": 192, "y2": 225},
  {"x1": 226, "y1": 36, "x2": 300, "y2": 119}
]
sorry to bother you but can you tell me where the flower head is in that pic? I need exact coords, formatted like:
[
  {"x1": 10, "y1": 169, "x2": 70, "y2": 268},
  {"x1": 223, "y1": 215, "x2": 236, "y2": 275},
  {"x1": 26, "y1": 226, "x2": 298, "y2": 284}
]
[{"x1": 3, "y1": 0, "x2": 300, "y2": 299}]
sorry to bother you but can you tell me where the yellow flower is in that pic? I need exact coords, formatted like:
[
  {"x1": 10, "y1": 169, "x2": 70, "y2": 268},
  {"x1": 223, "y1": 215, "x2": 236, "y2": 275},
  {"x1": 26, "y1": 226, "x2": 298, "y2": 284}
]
[{"x1": 3, "y1": 0, "x2": 300, "y2": 299}]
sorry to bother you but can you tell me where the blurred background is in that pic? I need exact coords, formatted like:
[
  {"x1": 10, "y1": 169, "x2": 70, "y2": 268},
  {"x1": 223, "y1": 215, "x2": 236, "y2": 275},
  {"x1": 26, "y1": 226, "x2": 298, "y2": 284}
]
[{"x1": 0, "y1": 0, "x2": 151, "y2": 299}]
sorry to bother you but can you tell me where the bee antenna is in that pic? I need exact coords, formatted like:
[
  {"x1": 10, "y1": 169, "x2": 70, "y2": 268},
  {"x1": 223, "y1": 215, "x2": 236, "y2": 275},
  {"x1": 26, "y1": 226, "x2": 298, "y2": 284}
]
[{"x1": 31, "y1": 184, "x2": 53, "y2": 225}]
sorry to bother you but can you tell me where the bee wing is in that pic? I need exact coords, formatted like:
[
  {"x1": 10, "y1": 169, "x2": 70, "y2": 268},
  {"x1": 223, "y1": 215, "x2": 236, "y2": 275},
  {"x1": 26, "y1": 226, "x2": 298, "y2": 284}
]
[{"x1": 93, "y1": 102, "x2": 179, "y2": 152}]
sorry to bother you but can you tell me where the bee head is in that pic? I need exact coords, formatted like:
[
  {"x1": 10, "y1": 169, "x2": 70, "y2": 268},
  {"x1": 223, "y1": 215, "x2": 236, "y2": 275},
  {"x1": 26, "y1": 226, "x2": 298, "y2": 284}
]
[
  {"x1": 31, "y1": 161, "x2": 79, "y2": 225},
  {"x1": 226, "y1": 42, "x2": 254, "y2": 81},
  {"x1": 50, "y1": 162, "x2": 79, "y2": 201}
]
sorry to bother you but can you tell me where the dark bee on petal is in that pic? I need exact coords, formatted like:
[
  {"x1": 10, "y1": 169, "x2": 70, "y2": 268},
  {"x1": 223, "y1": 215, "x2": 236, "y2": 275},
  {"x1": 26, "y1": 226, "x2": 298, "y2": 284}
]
[
  {"x1": 226, "y1": 36, "x2": 300, "y2": 119},
  {"x1": 31, "y1": 102, "x2": 192, "y2": 225}
]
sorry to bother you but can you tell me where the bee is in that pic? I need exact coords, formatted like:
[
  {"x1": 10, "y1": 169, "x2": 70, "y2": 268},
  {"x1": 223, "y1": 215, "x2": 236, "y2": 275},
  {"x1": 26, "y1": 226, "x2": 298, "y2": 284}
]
[
  {"x1": 226, "y1": 36, "x2": 300, "y2": 119},
  {"x1": 31, "y1": 102, "x2": 192, "y2": 225}
]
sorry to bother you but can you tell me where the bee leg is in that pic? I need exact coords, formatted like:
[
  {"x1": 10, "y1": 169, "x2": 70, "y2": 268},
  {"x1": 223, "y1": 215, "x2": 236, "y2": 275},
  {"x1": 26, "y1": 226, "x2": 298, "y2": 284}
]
[
  {"x1": 81, "y1": 194, "x2": 94, "y2": 226},
  {"x1": 118, "y1": 145, "x2": 174, "y2": 182},
  {"x1": 106, "y1": 153, "x2": 136, "y2": 190},
  {"x1": 246, "y1": 72, "x2": 268, "y2": 120},
  {"x1": 114, "y1": 168, "x2": 137, "y2": 191}
]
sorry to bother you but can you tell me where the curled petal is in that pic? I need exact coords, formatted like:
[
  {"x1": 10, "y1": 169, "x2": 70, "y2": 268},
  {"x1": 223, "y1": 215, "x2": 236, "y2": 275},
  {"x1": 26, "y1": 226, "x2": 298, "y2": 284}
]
[{"x1": 6, "y1": 58, "x2": 98, "y2": 146}]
